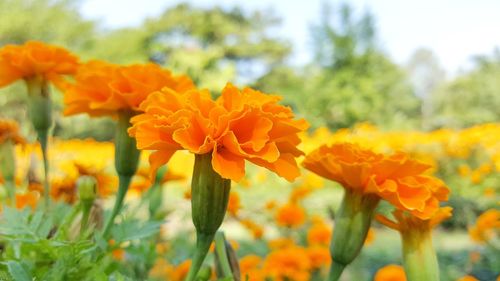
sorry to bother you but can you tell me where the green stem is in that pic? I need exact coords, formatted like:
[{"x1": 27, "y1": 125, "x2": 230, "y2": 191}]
[
  {"x1": 327, "y1": 263, "x2": 346, "y2": 281},
  {"x1": 80, "y1": 204, "x2": 92, "y2": 236},
  {"x1": 402, "y1": 229, "x2": 440, "y2": 281},
  {"x1": 102, "y1": 174, "x2": 132, "y2": 237},
  {"x1": 54, "y1": 203, "x2": 82, "y2": 240},
  {"x1": 185, "y1": 232, "x2": 215, "y2": 281},
  {"x1": 38, "y1": 129, "x2": 50, "y2": 210},
  {"x1": 214, "y1": 232, "x2": 234, "y2": 279},
  {"x1": 5, "y1": 179, "x2": 16, "y2": 206}
]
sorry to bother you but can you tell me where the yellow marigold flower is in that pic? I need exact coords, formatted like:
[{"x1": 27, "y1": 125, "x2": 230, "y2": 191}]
[
  {"x1": 227, "y1": 192, "x2": 241, "y2": 217},
  {"x1": 275, "y1": 203, "x2": 306, "y2": 228},
  {"x1": 62, "y1": 61, "x2": 194, "y2": 117},
  {"x1": 456, "y1": 275, "x2": 479, "y2": 281},
  {"x1": 457, "y1": 164, "x2": 471, "y2": 177},
  {"x1": 468, "y1": 209, "x2": 500, "y2": 244},
  {"x1": 0, "y1": 119, "x2": 26, "y2": 145},
  {"x1": 307, "y1": 221, "x2": 332, "y2": 247},
  {"x1": 263, "y1": 246, "x2": 311, "y2": 281},
  {"x1": 129, "y1": 83, "x2": 309, "y2": 182},
  {"x1": 374, "y1": 264, "x2": 407, "y2": 281},
  {"x1": 265, "y1": 200, "x2": 276, "y2": 210},
  {"x1": 0, "y1": 41, "x2": 78, "y2": 87},
  {"x1": 303, "y1": 143, "x2": 450, "y2": 220}
]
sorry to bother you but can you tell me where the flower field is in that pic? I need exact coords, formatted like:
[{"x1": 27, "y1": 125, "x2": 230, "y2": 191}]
[{"x1": 0, "y1": 3, "x2": 499, "y2": 280}]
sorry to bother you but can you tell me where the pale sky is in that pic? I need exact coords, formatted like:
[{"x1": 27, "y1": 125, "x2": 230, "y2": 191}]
[{"x1": 80, "y1": 0, "x2": 500, "y2": 75}]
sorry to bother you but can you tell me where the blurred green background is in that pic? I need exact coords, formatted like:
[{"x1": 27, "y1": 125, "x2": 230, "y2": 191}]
[{"x1": 1, "y1": 0, "x2": 499, "y2": 140}]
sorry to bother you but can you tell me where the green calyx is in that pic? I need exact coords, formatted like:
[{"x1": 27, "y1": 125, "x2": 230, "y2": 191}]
[
  {"x1": 186, "y1": 153, "x2": 231, "y2": 281},
  {"x1": 114, "y1": 111, "x2": 141, "y2": 177},
  {"x1": 26, "y1": 76, "x2": 52, "y2": 132},
  {"x1": 328, "y1": 189, "x2": 380, "y2": 281},
  {"x1": 402, "y1": 228, "x2": 440, "y2": 281}
]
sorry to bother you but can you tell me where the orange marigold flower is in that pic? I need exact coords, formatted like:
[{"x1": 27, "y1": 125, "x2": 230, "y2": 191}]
[
  {"x1": 377, "y1": 207, "x2": 453, "y2": 234},
  {"x1": 50, "y1": 176, "x2": 78, "y2": 204},
  {"x1": 169, "y1": 260, "x2": 192, "y2": 281},
  {"x1": 364, "y1": 227, "x2": 376, "y2": 245},
  {"x1": 276, "y1": 203, "x2": 306, "y2": 228},
  {"x1": 240, "y1": 219, "x2": 264, "y2": 239},
  {"x1": 15, "y1": 191, "x2": 39, "y2": 210},
  {"x1": 468, "y1": 209, "x2": 500, "y2": 244},
  {"x1": 306, "y1": 246, "x2": 331, "y2": 269},
  {"x1": 307, "y1": 221, "x2": 331, "y2": 247},
  {"x1": 129, "y1": 83, "x2": 309, "y2": 182},
  {"x1": 303, "y1": 143, "x2": 450, "y2": 220},
  {"x1": 0, "y1": 41, "x2": 78, "y2": 87},
  {"x1": 0, "y1": 119, "x2": 26, "y2": 145},
  {"x1": 240, "y1": 255, "x2": 265, "y2": 281},
  {"x1": 289, "y1": 185, "x2": 314, "y2": 204},
  {"x1": 374, "y1": 264, "x2": 407, "y2": 281},
  {"x1": 268, "y1": 238, "x2": 296, "y2": 250},
  {"x1": 227, "y1": 192, "x2": 241, "y2": 216},
  {"x1": 62, "y1": 61, "x2": 194, "y2": 117},
  {"x1": 263, "y1": 246, "x2": 311, "y2": 281}
]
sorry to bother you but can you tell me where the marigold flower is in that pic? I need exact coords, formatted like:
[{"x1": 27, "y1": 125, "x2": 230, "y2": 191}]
[
  {"x1": 0, "y1": 41, "x2": 78, "y2": 87},
  {"x1": 129, "y1": 83, "x2": 309, "y2": 182},
  {"x1": 307, "y1": 246, "x2": 331, "y2": 269},
  {"x1": 240, "y1": 219, "x2": 264, "y2": 239},
  {"x1": 62, "y1": 61, "x2": 194, "y2": 116},
  {"x1": 303, "y1": 143, "x2": 450, "y2": 281},
  {"x1": 268, "y1": 238, "x2": 296, "y2": 250},
  {"x1": 275, "y1": 203, "x2": 306, "y2": 228},
  {"x1": 303, "y1": 143, "x2": 449, "y2": 220},
  {"x1": 376, "y1": 207, "x2": 452, "y2": 281},
  {"x1": 374, "y1": 264, "x2": 407, "y2": 281},
  {"x1": 170, "y1": 260, "x2": 192, "y2": 281},
  {"x1": 468, "y1": 209, "x2": 500, "y2": 244},
  {"x1": 227, "y1": 192, "x2": 241, "y2": 216},
  {"x1": 15, "y1": 191, "x2": 39, "y2": 210},
  {"x1": 307, "y1": 221, "x2": 332, "y2": 247},
  {"x1": 240, "y1": 255, "x2": 265, "y2": 281},
  {"x1": 263, "y1": 246, "x2": 311, "y2": 281},
  {"x1": 0, "y1": 119, "x2": 26, "y2": 145}
]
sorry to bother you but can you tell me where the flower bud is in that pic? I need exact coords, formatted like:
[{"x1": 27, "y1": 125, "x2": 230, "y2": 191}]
[
  {"x1": 114, "y1": 111, "x2": 140, "y2": 177},
  {"x1": 77, "y1": 176, "x2": 97, "y2": 205}
]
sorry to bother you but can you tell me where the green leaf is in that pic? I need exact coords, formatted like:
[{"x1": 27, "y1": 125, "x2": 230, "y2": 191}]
[
  {"x1": 5, "y1": 261, "x2": 32, "y2": 281},
  {"x1": 111, "y1": 220, "x2": 163, "y2": 243}
]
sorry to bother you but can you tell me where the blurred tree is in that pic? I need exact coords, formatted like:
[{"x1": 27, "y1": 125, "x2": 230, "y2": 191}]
[
  {"x1": 406, "y1": 48, "x2": 446, "y2": 129},
  {"x1": 256, "y1": 2, "x2": 421, "y2": 129},
  {"x1": 92, "y1": 3, "x2": 291, "y2": 92},
  {"x1": 432, "y1": 49, "x2": 500, "y2": 128}
]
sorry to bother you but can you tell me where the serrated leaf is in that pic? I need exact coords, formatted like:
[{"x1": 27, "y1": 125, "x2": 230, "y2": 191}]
[
  {"x1": 5, "y1": 261, "x2": 32, "y2": 281},
  {"x1": 111, "y1": 220, "x2": 163, "y2": 243}
]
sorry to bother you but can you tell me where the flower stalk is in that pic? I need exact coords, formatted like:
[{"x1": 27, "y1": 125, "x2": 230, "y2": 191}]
[
  {"x1": 26, "y1": 76, "x2": 52, "y2": 210},
  {"x1": 103, "y1": 111, "x2": 140, "y2": 236},
  {"x1": 401, "y1": 228, "x2": 440, "y2": 281},
  {"x1": 0, "y1": 140, "x2": 16, "y2": 204},
  {"x1": 328, "y1": 189, "x2": 380, "y2": 281},
  {"x1": 185, "y1": 153, "x2": 231, "y2": 281}
]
